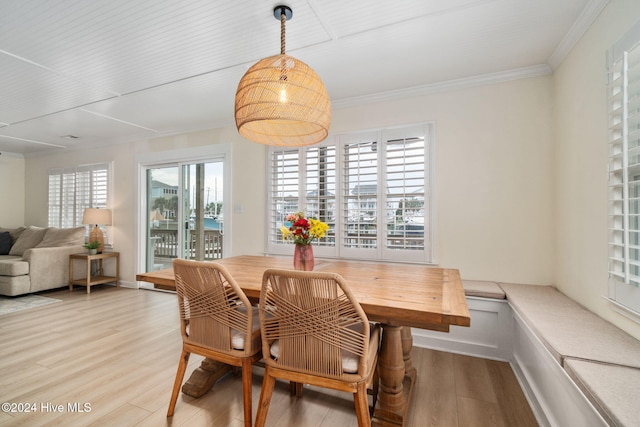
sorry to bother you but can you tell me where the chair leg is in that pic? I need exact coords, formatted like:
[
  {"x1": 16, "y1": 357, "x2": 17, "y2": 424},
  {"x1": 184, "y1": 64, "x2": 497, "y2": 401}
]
[
  {"x1": 289, "y1": 381, "x2": 304, "y2": 397},
  {"x1": 354, "y1": 382, "x2": 371, "y2": 427},
  {"x1": 241, "y1": 359, "x2": 253, "y2": 427},
  {"x1": 371, "y1": 366, "x2": 379, "y2": 415},
  {"x1": 167, "y1": 349, "x2": 191, "y2": 417},
  {"x1": 254, "y1": 367, "x2": 276, "y2": 427}
]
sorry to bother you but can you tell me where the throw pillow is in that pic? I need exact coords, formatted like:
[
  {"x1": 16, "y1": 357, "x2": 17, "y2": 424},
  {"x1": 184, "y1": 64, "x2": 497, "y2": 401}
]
[
  {"x1": 36, "y1": 226, "x2": 85, "y2": 248},
  {"x1": 0, "y1": 231, "x2": 11, "y2": 255},
  {"x1": 0, "y1": 226, "x2": 26, "y2": 244},
  {"x1": 8, "y1": 226, "x2": 48, "y2": 256}
]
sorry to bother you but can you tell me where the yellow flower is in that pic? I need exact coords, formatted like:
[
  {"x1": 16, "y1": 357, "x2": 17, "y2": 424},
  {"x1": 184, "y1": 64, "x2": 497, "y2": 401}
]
[
  {"x1": 280, "y1": 225, "x2": 291, "y2": 240},
  {"x1": 309, "y1": 218, "x2": 329, "y2": 239}
]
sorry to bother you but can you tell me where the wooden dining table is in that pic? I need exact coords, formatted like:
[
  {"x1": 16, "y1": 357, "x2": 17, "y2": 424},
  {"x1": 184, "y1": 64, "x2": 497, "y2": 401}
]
[{"x1": 136, "y1": 255, "x2": 470, "y2": 427}]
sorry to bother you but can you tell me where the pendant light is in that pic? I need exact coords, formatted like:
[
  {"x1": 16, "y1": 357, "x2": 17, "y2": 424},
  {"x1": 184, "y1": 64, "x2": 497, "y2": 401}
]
[{"x1": 234, "y1": 5, "x2": 331, "y2": 146}]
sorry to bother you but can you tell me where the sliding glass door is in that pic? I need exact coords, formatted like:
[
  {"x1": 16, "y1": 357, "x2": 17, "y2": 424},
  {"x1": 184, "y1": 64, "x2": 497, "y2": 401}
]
[
  {"x1": 181, "y1": 162, "x2": 224, "y2": 261},
  {"x1": 145, "y1": 160, "x2": 224, "y2": 271}
]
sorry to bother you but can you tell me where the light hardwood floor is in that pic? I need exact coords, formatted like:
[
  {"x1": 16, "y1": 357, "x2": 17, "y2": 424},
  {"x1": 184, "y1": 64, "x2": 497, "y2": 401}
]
[{"x1": 0, "y1": 286, "x2": 538, "y2": 427}]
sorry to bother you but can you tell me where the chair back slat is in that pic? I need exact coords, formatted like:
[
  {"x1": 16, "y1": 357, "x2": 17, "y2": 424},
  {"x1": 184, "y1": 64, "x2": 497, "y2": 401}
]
[
  {"x1": 260, "y1": 268, "x2": 370, "y2": 379},
  {"x1": 174, "y1": 259, "x2": 254, "y2": 355}
]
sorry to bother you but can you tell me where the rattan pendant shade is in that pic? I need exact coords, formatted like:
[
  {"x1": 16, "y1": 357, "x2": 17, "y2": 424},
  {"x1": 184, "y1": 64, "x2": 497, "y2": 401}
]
[{"x1": 234, "y1": 6, "x2": 330, "y2": 147}]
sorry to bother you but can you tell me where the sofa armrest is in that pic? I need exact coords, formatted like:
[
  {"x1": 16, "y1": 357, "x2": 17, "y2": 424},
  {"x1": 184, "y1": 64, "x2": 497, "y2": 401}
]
[{"x1": 23, "y1": 246, "x2": 85, "y2": 292}]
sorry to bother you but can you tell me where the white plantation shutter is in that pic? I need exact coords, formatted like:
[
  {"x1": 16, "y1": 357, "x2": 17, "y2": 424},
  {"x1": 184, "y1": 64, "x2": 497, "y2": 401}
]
[
  {"x1": 267, "y1": 124, "x2": 433, "y2": 262},
  {"x1": 269, "y1": 149, "x2": 301, "y2": 246},
  {"x1": 76, "y1": 164, "x2": 109, "y2": 222},
  {"x1": 48, "y1": 163, "x2": 111, "y2": 230},
  {"x1": 341, "y1": 132, "x2": 379, "y2": 256},
  {"x1": 607, "y1": 22, "x2": 640, "y2": 315},
  {"x1": 382, "y1": 126, "x2": 429, "y2": 262},
  {"x1": 305, "y1": 145, "x2": 336, "y2": 248},
  {"x1": 48, "y1": 168, "x2": 77, "y2": 228},
  {"x1": 47, "y1": 169, "x2": 64, "y2": 227},
  {"x1": 268, "y1": 144, "x2": 337, "y2": 255}
]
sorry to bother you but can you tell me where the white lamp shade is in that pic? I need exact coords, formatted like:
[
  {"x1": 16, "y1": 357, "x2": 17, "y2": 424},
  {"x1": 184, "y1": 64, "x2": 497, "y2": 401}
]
[{"x1": 82, "y1": 208, "x2": 112, "y2": 226}]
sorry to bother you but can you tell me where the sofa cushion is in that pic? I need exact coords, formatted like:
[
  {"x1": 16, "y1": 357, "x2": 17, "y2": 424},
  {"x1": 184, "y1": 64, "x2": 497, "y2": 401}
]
[
  {"x1": 0, "y1": 274, "x2": 31, "y2": 296},
  {"x1": 35, "y1": 226, "x2": 85, "y2": 248},
  {"x1": 9, "y1": 226, "x2": 48, "y2": 256},
  {"x1": 564, "y1": 358, "x2": 640, "y2": 427},
  {"x1": 0, "y1": 232, "x2": 11, "y2": 255},
  {"x1": 0, "y1": 257, "x2": 29, "y2": 276},
  {"x1": 499, "y1": 282, "x2": 640, "y2": 369},
  {"x1": 0, "y1": 226, "x2": 26, "y2": 244}
]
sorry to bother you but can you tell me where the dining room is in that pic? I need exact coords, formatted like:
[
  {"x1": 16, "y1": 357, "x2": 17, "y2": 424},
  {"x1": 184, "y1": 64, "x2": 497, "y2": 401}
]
[{"x1": 2, "y1": 0, "x2": 640, "y2": 426}]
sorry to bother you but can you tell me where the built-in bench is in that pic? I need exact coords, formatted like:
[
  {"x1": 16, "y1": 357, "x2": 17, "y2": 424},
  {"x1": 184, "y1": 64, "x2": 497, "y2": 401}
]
[
  {"x1": 411, "y1": 280, "x2": 640, "y2": 426},
  {"x1": 500, "y1": 283, "x2": 640, "y2": 427}
]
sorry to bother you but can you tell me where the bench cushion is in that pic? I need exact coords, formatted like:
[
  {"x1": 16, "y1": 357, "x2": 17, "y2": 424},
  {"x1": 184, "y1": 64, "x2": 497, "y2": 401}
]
[
  {"x1": 0, "y1": 257, "x2": 29, "y2": 276},
  {"x1": 565, "y1": 358, "x2": 640, "y2": 427},
  {"x1": 499, "y1": 282, "x2": 640, "y2": 369},
  {"x1": 463, "y1": 280, "x2": 505, "y2": 299}
]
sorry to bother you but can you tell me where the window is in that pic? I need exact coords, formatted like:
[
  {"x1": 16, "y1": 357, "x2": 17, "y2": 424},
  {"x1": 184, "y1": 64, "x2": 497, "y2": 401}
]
[
  {"x1": 48, "y1": 162, "x2": 111, "y2": 231},
  {"x1": 607, "y1": 20, "x2": 640, "y2": 316},
  {"x1": 267, "y1": 124, "x2": 433, "y2": 263}
]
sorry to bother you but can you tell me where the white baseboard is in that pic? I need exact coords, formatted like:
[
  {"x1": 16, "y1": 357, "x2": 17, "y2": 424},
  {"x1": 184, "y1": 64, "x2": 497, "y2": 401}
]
[{"x1": 115, "y1": 280, "x2": 137, "y2": 289}]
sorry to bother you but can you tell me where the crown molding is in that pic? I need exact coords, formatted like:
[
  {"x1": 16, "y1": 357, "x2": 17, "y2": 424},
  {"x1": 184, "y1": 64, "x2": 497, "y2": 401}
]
[
  {"x1": 332, "y1": 64, "x2": 553, "y2": 110},
  {"x1": 548, "y1": 0, "x2": 609, "y2": 69}
]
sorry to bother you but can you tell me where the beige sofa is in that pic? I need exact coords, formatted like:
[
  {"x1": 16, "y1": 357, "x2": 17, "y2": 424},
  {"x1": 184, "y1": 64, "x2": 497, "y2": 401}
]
[{"x1": 0, "y1": 226, "x2": 85, "y2": 296}]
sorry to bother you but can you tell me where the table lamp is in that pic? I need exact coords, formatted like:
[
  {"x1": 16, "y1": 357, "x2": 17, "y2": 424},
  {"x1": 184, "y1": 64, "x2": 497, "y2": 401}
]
[{"x1": 82, "y1": 208, "x2": 112, "y2": 253}]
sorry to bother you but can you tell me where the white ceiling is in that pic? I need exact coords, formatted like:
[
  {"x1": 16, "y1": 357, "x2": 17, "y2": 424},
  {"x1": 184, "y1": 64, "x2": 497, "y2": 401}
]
[{"x1": 0, "y1": 0, "x2": 607, "y2": 155}]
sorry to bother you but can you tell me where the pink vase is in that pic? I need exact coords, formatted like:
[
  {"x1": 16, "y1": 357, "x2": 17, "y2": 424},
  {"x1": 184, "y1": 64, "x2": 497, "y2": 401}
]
[{"x1": 293, "y1": 244, "x2": 315, "y2": 271}]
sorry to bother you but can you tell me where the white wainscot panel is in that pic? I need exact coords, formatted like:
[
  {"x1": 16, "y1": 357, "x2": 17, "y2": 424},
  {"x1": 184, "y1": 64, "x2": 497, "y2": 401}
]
[{"x1": 411, "y1": 297, "x2": 512, "y2": 361}]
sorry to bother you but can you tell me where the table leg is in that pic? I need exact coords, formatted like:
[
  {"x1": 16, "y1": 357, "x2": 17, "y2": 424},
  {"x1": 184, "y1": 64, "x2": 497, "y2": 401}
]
[
  {"x1": 115, "y1": 254, "x2": 120, "y2": 287},
  {"x1": 402, "y1": 326, "x2": 417, "y2": 381},
  {"x1": 373, "y1": 324, "x2": 416, "y2": 426},
  {"x1": 180, "y1": 358, "x2": 232, "y2": 398},
  {"x1": 68, "y1": 258, "x2": 73, "y2": 291},
  {"x1": 86, "y1": 259, "x2": 91, "y2": 294}
]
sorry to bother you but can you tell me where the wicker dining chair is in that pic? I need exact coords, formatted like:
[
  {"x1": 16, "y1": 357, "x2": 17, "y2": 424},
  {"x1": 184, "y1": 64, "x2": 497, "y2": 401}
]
[
  {"x1": 168, "y1": 259, "x2": 262, "y2": 427},
  {"x1": 255, "y1": 268, "x2": 381, "y2": 427}
]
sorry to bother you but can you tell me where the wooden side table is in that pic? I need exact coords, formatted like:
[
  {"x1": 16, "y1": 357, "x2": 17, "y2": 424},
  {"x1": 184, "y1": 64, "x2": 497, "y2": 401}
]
[{"x1": 69, "y1": 252, "x2": 120, "y2": 294}]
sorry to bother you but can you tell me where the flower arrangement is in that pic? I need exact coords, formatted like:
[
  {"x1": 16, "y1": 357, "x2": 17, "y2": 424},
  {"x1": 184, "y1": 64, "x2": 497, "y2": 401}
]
[{"x1": 280, "y1": 212, "x2": 329, "y2": 245}]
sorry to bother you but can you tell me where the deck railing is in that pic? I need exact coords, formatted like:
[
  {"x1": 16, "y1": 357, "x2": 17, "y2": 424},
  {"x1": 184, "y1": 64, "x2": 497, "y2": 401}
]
[{"x1": 150, "y1": 229, "x2": 223, "y2": 260}]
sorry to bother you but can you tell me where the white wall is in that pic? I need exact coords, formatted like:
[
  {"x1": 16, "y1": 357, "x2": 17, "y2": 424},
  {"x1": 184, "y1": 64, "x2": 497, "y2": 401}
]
[
  {"x1": 554, "y1": 0, "x2": 640, "y2": 340},
  {"x1": 23, "y1": 74, "x2": 555, "y2": 290},
  {"x1": 333, "y1": 76, "x2": 555, "y2": 284},
  {"x1": 0, "y1": 152, "x2": 25, "y2": 227}
]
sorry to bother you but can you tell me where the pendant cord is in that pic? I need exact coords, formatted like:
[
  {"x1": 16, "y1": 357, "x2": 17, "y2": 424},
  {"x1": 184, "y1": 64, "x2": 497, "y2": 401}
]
[{"x1": 280, "y1": 10, "x2": 286, "y2": 55}]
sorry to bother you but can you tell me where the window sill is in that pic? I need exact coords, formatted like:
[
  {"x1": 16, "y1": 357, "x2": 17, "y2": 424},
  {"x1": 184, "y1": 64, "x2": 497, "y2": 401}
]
[{"x1": 604, "y1": 296, "x2": 640, "y2": 325}]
